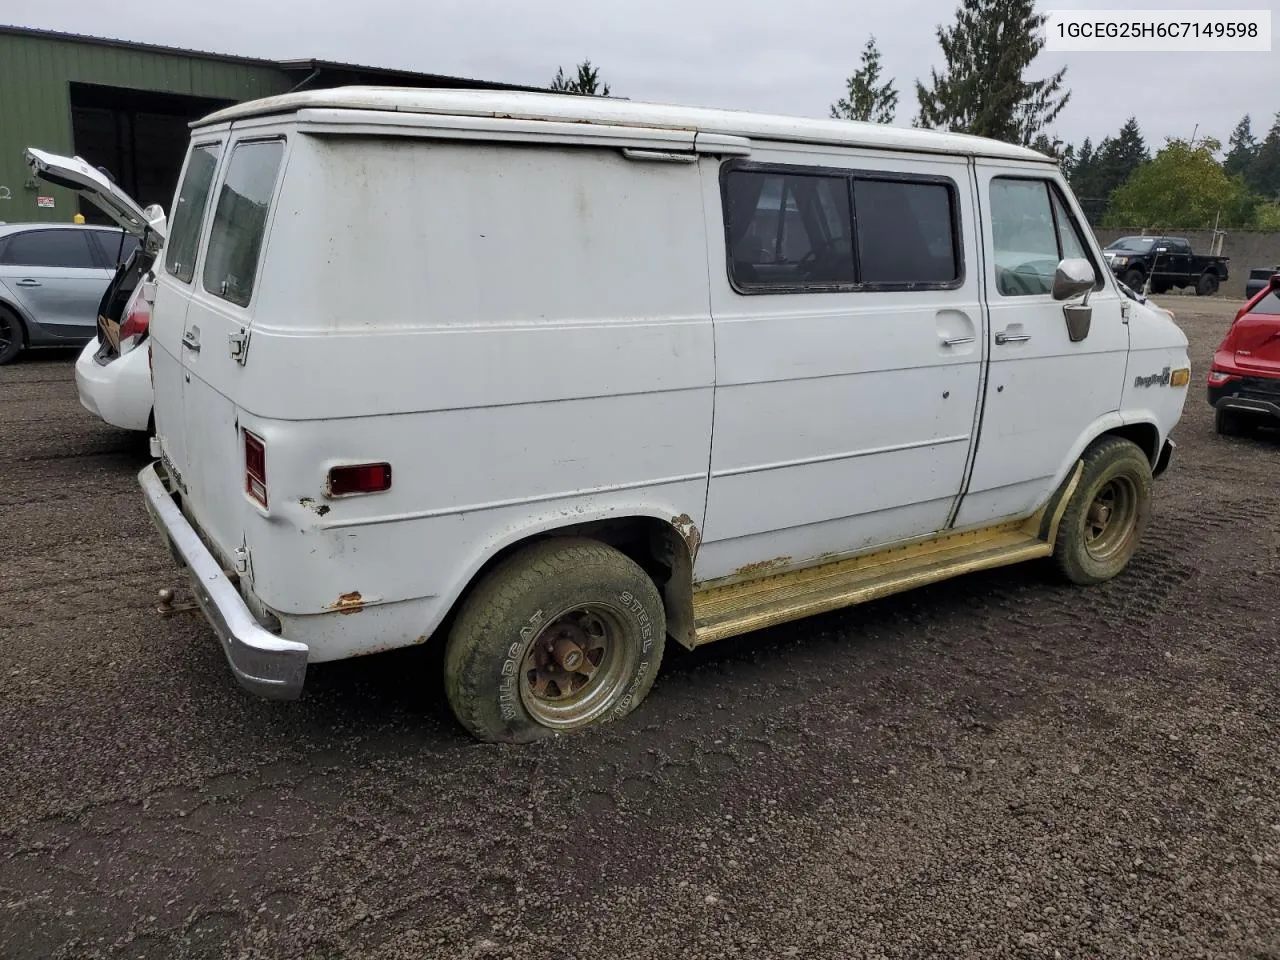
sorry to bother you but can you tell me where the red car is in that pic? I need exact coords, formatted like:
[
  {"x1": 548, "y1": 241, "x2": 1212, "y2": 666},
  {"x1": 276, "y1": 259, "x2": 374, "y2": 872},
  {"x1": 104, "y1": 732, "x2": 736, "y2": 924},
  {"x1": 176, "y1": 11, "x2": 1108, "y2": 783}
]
[{"x1": 1208, "y1": 274, "x2": 1280, "y2": 435}]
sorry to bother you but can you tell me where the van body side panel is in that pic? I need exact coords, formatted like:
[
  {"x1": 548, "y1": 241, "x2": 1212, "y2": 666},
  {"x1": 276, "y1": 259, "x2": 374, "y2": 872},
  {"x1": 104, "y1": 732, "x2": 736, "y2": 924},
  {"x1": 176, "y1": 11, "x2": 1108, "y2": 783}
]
[
  {"x1": 696, "y1": 148, "x2": 984, "y2": 584},
  {"x1": 228, "y1": 135, "x2": 714, "y2": 640}
]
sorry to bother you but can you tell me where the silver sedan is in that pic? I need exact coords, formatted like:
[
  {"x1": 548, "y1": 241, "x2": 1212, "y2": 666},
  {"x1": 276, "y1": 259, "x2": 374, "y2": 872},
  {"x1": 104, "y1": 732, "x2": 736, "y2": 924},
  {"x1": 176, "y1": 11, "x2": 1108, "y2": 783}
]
[{"x1": 0, "y1": 222, "x2": 139, "y2": 364}]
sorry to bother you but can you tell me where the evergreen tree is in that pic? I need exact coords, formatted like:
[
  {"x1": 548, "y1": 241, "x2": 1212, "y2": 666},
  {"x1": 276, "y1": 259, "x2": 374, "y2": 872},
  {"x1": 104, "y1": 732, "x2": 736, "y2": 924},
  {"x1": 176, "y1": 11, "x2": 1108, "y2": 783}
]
[
  {"x1": 1030, "y1": 132, "x2": 1064, "y2": 159},
  {"x1": 1094, "y1": 117, "x2": 1149, "y2": 194},
  {"x1": 550, "y1": 60, "x2": 612, "y2": 97},
  {"x1": 1068, "y1": 137, "x2": 1096, "y2": 192},
  {"x1": 1250, "y1": 112, "x2": 1280, "y2": 199},
  {"x1": 914, "y1": 0, "x2": 1069, "y2": 145},
  {"x1": 1223, "y1": 114, "x2": 1258, "y2": 181},
  {"x1": 830, "y1": 36, "x2": 898, "y2": 124}
]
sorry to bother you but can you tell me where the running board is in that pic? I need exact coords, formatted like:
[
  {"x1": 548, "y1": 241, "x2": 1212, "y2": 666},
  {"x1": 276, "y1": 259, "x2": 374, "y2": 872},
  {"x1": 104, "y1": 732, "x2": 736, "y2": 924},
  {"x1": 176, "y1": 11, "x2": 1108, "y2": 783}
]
[{"x1": 690, "y1": 464, "x2": 1081, "y2": 647}]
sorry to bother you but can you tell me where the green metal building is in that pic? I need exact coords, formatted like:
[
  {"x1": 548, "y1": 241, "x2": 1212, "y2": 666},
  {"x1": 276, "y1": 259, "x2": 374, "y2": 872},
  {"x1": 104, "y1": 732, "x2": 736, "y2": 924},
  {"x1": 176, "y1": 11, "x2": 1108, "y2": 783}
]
[{"x1": 0, "y1": 25, "x2": 537, "y2": 224}]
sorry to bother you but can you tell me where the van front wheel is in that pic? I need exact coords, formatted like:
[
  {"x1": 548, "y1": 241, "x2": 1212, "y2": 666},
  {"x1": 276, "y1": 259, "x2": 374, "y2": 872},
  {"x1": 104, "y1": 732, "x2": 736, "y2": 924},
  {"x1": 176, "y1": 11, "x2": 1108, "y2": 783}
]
[
  {"x1": 1052, "y1": 437, "x2": 1153, "y2": 585},
  {"x1": 444, "y1": 538, "x2": 666, "y2": 743}
]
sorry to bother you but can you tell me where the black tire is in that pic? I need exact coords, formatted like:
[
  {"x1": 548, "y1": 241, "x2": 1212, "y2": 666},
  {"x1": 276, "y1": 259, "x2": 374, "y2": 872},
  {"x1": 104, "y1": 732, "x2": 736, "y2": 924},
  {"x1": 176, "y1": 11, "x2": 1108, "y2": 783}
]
[
  {"x1": 0, "y1": 306, "x2": 24, "y2": 365},
  {"x1": 1215, "y1": 407, "x2": 1252, "y2": 437},
  {"x1": 1052, "y1": 436, "x2": 1153, "y2": 586},
  {"x1": 1196, "y1": 272, "x2": 1219, "y2": 297},
  {"x1": 1122, "y1": 268, "x2": 1145, "y2": 291},
  {"x1": 444, "y1": 537, "x2": 666, "y2": 744},
  {"x1": 1151, "y1": 281, "x2": 1171, "y2": 295}
]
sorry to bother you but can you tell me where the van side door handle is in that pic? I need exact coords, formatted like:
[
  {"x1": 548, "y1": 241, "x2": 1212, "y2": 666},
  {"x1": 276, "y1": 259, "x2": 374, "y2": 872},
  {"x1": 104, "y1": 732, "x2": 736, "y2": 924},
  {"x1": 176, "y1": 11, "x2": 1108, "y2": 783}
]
[
  {"x1": 14, "y1": 279, "x2": 41, "y2": 287},
  {"x1": 994, "y1": 332, "x2": 1031, "y2": 345},
  {"x1": 941, "y1": 336, "x2": 975, "y2": 347},
  {"x1": 181, "y1": 329, "x2": 201, "y2": 353}
]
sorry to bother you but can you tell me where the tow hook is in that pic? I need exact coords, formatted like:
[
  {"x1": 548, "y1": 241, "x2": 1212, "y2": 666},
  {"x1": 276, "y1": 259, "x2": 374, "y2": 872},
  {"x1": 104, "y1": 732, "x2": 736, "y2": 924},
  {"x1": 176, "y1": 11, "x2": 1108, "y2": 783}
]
[{"x1": 156, "y1": 587, "x2": 198, "y2": 618}]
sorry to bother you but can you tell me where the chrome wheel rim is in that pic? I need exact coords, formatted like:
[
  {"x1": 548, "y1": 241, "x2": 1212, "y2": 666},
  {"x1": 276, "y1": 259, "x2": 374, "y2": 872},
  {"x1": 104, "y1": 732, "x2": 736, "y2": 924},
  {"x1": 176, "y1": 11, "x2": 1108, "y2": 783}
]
[
  {"x1": 518, "y1": 603, "x2": 634, "y2": 729},
  {"x1": 1084, "y1": 476, "x2": 1139, "y2": 562}
]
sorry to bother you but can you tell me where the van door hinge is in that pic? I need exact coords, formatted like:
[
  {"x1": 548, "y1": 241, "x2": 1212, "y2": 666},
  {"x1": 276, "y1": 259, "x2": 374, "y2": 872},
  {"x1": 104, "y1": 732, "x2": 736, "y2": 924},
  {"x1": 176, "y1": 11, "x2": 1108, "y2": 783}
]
[
  {"x1": 233, "y1": 545, "x2": 251, "y2": 576},
  {"x1": 228, "y1": 329, "x2": 250, "y2": 364},
  {"x1": 1120, "y1": 301, "x2": 1131, "y2": 324}
]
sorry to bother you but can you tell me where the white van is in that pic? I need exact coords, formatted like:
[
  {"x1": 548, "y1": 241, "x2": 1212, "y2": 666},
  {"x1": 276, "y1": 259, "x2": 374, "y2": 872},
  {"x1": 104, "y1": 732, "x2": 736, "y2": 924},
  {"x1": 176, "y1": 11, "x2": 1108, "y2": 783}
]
[{"x1": 126, "y1": 89, "x2": 1189, "y2": 743}]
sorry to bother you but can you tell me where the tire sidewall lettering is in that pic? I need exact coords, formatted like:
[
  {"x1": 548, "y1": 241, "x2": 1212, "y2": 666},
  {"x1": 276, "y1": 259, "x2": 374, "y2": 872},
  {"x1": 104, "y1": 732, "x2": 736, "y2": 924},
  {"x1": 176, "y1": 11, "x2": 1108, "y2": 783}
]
[{"x1": 498, "y1": 607, "x2": 546, "y2": 722}]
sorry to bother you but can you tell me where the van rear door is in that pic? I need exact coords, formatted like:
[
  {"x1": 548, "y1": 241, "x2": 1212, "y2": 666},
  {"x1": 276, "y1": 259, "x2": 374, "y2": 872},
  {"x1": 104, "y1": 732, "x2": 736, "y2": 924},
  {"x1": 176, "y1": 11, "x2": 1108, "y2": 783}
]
[
  {"x1": 150, "y1": 141, "x2": 223, "y2": 494},
  {"x1": 173, "y1": 134, "x2": 287, "y2": 563}
]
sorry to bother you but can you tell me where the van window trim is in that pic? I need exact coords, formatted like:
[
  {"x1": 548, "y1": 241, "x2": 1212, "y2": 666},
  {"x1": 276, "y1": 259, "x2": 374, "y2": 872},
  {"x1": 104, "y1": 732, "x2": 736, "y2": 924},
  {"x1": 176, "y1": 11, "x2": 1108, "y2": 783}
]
[
  {"x1": 198, "y1": 134, "x2": 288, "y2": 311},
  {"x1": 164, "y1": 138, "x2": 224, "y2": 286},
  {"x1": 989, "y1": 174, "x2": 1106, "y2": 299},
  {"x1": 719, "y1": 158, "x2": 966, "y2": 296}
]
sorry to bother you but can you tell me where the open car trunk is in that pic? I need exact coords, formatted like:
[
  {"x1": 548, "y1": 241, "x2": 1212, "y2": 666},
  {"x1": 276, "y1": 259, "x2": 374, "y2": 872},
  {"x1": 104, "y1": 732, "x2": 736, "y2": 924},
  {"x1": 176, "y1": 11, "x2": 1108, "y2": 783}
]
[{"x1": 26, "y1": 146, "x2": 166, "y2": 362}]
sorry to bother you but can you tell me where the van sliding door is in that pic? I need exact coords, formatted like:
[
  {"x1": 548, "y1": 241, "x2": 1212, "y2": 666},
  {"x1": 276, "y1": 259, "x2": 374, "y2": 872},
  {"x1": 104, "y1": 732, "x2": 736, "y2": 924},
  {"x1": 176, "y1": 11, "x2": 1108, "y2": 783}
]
[{"x1": 696, "y1": 151, "x2": 986, "y2": 583}]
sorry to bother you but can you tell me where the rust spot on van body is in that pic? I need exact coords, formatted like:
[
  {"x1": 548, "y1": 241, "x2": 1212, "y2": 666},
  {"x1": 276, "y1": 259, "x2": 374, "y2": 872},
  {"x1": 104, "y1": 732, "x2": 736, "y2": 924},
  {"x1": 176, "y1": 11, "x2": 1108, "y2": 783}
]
[
  {"x1": 735, "y1": 556, "x2": 792, "y2": 578},
  {"x1": 299, "y1": 497, "x2": 331, "y2": 517},
  {"x1": 671, "y1": 514, "x2": 701, "y2": 556},
  {"x1": 332, "y1": 591, "x2": 364, "y2": 615}
]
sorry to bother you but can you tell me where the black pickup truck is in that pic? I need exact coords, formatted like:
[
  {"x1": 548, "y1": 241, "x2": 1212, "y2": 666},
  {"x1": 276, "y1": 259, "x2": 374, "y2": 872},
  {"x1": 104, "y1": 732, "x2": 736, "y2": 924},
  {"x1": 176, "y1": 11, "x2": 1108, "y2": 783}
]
[{"x1": 1102, "y1": 236, "x2": 1230, "y2": 296}]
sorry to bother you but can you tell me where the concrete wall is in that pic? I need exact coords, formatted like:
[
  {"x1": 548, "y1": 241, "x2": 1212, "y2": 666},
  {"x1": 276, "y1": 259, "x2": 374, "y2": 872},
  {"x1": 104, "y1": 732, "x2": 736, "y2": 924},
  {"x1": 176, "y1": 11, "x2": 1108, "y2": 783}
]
[{"x1": 1093, "y1": 227, "x2": 1280, "y2": 300}]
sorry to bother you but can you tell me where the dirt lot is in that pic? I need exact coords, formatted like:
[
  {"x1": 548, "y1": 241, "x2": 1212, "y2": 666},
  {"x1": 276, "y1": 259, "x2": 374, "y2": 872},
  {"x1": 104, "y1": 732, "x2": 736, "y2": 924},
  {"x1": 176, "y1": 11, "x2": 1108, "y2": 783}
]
[{"x1": 2, "y1": 300, "x2": 1278, "y2": 960}]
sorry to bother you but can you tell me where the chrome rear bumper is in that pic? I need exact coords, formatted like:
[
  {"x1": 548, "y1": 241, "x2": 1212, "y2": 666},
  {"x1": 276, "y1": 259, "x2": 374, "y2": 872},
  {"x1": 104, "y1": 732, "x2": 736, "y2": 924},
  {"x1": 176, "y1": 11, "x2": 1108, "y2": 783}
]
[{"x1": 138, "y1": 462, "x2": 308, "y2": 700}]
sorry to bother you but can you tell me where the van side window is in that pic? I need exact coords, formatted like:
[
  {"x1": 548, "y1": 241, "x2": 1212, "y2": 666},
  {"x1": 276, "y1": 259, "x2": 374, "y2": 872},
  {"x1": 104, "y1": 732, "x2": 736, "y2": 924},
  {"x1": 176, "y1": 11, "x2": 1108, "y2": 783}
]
[
  {"x1": 991, "y1": 178, "x2": 1100, "y2": 297},
  {"x1": 202, "y1": 140, "x2": 285, "y2": 308},
  {"x1": 1050, "y1": 191, "x2": 1089, "y2": 264},
  {"x1": 724, "y1": 170, "x2": 855, "y2": 289},
  {"x1": 722, "y1": 164, "x2": 962, "y2": 293},
  {"x1": 853, "y1": 178, "x2": 958, "y2": 284},
  {"x1": 165, "y1": 144, "x2": 221, "y2": 283}
]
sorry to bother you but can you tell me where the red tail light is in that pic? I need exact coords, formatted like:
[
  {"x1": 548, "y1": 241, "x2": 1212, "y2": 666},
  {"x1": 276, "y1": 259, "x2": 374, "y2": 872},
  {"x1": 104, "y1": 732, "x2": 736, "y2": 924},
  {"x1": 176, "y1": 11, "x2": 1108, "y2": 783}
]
[
  {"x1": 118, "y1": 284, "x2": 153, "y2": 355},
  {"x1": 327, "y1": 463, "x2": 392, "y2": 496},
  {"x1": 244, "y1": 431, "x2": 268, "y2": 507}
]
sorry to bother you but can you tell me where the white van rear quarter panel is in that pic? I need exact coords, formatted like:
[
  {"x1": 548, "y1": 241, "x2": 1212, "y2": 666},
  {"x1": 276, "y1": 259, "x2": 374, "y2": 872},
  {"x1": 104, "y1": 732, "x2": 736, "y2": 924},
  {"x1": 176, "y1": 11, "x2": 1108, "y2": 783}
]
[{"x1": 231, "y1": 133, "x2": 714, "y2": 652}]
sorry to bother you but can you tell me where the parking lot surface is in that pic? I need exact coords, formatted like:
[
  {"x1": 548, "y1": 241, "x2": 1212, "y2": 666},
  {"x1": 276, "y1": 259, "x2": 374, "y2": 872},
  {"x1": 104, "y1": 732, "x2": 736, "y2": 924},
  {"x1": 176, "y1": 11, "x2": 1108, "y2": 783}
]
[{"x1": 2, "y1": 300, "x2": 1278, "y2": 960}]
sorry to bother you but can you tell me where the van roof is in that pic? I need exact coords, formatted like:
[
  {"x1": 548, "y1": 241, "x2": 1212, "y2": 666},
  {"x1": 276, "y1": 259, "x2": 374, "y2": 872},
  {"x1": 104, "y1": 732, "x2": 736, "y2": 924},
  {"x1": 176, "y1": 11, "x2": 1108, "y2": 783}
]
[{"x1": 193, "y1": 87, "x2": 1052, "y2": 164}]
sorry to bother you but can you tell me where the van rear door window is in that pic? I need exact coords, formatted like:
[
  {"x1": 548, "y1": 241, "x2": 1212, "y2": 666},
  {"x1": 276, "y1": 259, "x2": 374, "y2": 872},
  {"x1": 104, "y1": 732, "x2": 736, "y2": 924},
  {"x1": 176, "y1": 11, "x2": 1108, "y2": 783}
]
[
  {"x1": 202, "y1": 139, "x2": 285, "y2": 308},
  {"x1": 853, "y1": 178, "x2": 958, "y2": 284},
  {"x1": 165, "y1": 144, "x2": 221, "y2": 283}
]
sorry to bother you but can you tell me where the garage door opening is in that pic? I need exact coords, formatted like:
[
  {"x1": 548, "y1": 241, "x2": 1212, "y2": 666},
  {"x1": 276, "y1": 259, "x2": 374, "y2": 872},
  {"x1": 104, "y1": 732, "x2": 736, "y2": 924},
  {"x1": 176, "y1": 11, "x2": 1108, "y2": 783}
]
[{"x1": 69, "y1": 83, "x2": 233, "y2": 224}]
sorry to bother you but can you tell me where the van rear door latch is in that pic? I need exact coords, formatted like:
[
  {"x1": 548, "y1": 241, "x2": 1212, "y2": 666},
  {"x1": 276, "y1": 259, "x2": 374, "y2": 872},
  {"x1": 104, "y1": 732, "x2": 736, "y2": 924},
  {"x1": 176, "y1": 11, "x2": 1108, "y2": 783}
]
[{"x1": 228, "y1": 329, "x2": 250, "y2": 364}]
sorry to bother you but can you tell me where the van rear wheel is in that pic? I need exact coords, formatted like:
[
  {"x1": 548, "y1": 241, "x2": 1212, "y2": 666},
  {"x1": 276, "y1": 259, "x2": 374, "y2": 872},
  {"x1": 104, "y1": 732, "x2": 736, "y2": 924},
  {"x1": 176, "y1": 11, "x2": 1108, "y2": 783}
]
[
  {"x1": 444, "y1": 538, "x2": 666, "y2": 743},
  {"x1": 1052, "y1": 436, "x2": 1153, "y2": 586}
]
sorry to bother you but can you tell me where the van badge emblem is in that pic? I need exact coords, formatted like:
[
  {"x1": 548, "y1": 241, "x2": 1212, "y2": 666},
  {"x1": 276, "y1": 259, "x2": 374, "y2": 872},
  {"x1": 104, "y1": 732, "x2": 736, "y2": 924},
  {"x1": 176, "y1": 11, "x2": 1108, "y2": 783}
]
[{"x1": 1134, "y1": 367, "x2": 1171, "y2": 388}]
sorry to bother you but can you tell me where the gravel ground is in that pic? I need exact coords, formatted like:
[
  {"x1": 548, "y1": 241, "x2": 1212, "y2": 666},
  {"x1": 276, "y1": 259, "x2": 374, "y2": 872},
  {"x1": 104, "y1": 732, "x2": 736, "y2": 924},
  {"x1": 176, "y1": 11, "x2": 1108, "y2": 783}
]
[{"x1": 2, "y1": 300, "x2": 1278, "y2": 960}]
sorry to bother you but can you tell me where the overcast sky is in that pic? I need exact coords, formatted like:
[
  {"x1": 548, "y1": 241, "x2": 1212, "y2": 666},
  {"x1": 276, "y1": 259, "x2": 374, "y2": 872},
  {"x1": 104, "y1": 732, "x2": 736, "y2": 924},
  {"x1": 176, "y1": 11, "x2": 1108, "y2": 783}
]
[{"x1": 6, "y1": 0, "x2": 1278, "y2": 151}]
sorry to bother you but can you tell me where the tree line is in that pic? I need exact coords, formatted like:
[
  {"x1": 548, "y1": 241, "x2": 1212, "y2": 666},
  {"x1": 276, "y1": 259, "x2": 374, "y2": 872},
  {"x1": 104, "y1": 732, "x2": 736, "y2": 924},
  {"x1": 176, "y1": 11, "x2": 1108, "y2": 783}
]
[
  {"x1": 1054, "y1": 115, "x2": 1280, "y2": 230},
  {"x1": 551, "y1": 0, "x2": 1279, "y2": 231}
]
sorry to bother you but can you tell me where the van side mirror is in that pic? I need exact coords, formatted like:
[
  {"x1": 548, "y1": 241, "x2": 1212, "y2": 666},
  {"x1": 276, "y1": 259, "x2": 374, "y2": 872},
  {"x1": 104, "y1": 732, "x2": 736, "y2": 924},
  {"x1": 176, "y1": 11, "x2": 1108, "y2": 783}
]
[
  {"x1": 1052, "y1": 258, "x2": 1095, "y2": 302},
  {"x1": 1053, "y1": 258, "x2": 1095, "y2": 343}
]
